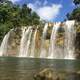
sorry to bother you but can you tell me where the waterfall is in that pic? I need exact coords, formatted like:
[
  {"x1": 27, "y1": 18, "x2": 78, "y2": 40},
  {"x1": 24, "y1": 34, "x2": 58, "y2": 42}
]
[
  {"x1": 0, "y1": 29, "x2": 13, "y2": 56},
  {"x1": 0, "y1": 20, "x2": 76, "y2": 59},
  {"x1": 40, "y1": 23, "x2": 48, "y2": 58},
  {"x1": 26, "y1": 29, "x2": 32, "y2": 57},
  {"x1": 19, "y1": 27, "x2": 31, "y2": 57},
  {"x1": 64, "y1": 20, "x2": 76, "y2": 59},
  {"x1": 48, "y1": 22, "x2": 61, "y2": 59},
  {"x1": 30, "y1": 29, "x2": 38, "y2": 57}
]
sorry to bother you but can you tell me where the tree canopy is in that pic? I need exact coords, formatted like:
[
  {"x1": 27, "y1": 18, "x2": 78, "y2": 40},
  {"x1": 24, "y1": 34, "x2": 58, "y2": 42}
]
[
  {"x1": 0, "y1": 0, "x2": 41, "y2": 43},
  {"x1": 67, "y1": 0, "x2": 80, "y2": 21},
  {"x1": 73, "y1": 0, "x2": 80, "y2": 5}
]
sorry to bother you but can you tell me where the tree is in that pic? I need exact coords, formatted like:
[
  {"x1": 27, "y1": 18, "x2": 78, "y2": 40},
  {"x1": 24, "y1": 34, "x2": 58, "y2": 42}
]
[
  {"x1": 68, "y1": 0, "x2": 80, "y2": 59},
  {"x1": 0, "y1": 0, "x2": 41, "y2": 44},
  {"x1": 73, "y1": 0, "x2": 80, "y2": 5},
  {"x1": 67, "y1": 7, "x2": 80, "y2": 21},
  {"x1": 66, "y1": 0, "x2": 80, "y2": 21},
  {"x1": 31, "y1": 12, "x2": 40, "y2": 25}
]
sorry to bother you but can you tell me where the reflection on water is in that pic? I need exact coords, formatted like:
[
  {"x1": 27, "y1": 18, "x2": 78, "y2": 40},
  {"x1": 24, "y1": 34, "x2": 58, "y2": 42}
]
[{"x1": 0, "y1": 57, "x2": 80, "y2": 80}]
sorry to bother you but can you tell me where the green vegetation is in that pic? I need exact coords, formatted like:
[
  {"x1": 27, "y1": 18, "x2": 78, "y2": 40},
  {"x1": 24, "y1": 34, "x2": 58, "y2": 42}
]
[
  {"x1": 0, "y1": 0, "x2": 41, "y2": 43},
  {"x1": 73, "y1": 0, "x2": 80, "y2": 5},
  {"x1": 67, "y1": 0, "x2": 80, "y2": 21},
  {"x1": 66, "y1": 0, "x2": 80, "y2": 59}
]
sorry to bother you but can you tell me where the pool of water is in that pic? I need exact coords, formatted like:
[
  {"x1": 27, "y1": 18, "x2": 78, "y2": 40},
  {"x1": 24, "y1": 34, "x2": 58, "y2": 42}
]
[{"x1": 0, "y1": 57, "x2": 80, "y2": 80}]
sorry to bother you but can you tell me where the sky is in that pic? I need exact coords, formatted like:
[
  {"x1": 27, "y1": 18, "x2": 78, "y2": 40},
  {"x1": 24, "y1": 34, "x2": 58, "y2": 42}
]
[{"x1": 9, "y1": 0, "x2": 75, "y2": 22}]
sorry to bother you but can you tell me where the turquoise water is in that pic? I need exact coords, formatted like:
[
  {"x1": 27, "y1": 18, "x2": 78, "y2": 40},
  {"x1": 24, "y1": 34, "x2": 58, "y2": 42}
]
[{"x1": 0, "y1": 57, "x2": 80, "y2": 80}]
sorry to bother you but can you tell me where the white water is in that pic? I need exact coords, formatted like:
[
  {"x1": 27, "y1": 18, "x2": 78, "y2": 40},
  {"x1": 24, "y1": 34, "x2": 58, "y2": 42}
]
[
  {"x1": 40, "y1": 23, "x2": 48, "y2": 58},
  {"x1": 0, "y1": 29, "x2": 13, "y2": 56},
  {"x1": 19, "y1": 27, "x2": 31, "y2": 57},
  {"x1": 48, "y1": 22, "x2": 61, "y2": 59},
  {"x1": 0, "y1": 20, "x2": 76, "y2": 59},
  {"x1": 26, "y1": 29, "x2": 32, "y2": 57},
  {"x1": 64, "y1": 20, "x2": 76, "y2": 59},
  {"x1": 30, "y1": 29, "x2": 38, "y2": 57}
]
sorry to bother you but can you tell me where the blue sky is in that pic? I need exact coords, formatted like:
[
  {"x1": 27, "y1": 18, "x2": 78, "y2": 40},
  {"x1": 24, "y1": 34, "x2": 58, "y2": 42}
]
[{"x1": 9, "y1": 0, "x2": 75, "y2": 22}]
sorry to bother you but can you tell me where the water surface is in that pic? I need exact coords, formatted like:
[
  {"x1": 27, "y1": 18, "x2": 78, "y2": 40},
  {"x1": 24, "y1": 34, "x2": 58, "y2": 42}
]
[{"x1": 0, "y1": 57, "x2": 80, "y2": 80}]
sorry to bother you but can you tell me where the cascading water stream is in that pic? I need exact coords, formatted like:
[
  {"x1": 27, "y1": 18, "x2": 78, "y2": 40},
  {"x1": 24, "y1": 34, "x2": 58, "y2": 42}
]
[
  {"x1": 0, "y1": 29, "x2": 13, "y2": 56},
  {"x1": 64, "y1": 20, "x2": 76, "y2": 59},
  {"x1": 40, "y1": 23, "x2": 48, "y2": 58},
  {"x1": 19, "y1": 27, "x2": 31, "y2": 57},
  {"x1": 30, "y1": 28, "x2": 38, "y2": 57},
  {"x1": 26, "y1": 29, "x2": 32, "y2": 57},
  {"x1": 48, "y1": 22, "x2": 61, "y2": 59},
  {"x1": 0, "y1": 20, "x2": 76, "y2": 59}
]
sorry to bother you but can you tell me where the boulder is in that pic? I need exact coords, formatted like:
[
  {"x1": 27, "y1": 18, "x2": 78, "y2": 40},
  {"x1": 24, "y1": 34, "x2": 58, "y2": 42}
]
[{"x1": 34, "y1": 68, "x2": 60, "y2": 80}]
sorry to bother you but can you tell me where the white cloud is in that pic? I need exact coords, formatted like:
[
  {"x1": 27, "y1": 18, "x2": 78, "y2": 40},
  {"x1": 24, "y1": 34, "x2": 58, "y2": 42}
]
[
  {"x1": 37, "y1": 4, "x2": 62, "y2": 21},
  {"x1": 28, "y1": 2, "x2": 62, "y2": 21},
  {"x1": 9, "y1": 0, "x2": 62, "y2": 21}
]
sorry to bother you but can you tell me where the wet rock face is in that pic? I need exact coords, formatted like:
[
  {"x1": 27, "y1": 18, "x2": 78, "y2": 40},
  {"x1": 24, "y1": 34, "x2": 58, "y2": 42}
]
[
  {"x1": 7, "y1": 28, "x2": 21, "y2": 56},
  {"x1": 75, "y1": 32, "x2": 80, "y2": 59},
  {"x1": 34, "y1": 68, "x2": 60, "y2": 80},
  {"x1": 75, "y1": 22, "x2": 80, "y2": 59}
]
